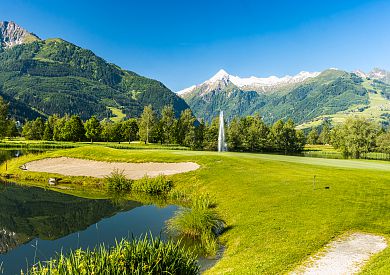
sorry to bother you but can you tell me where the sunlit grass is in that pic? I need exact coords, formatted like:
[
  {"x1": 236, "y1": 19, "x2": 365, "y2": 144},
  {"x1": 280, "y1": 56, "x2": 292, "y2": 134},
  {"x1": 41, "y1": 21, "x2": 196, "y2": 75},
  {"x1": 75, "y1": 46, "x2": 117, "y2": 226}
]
[
  {"x1": 1, "y1": 146, "x2": 389, "y2": 274},
  {"x1": 28, "y1": 236, "x2": 199, "y2": 274}
]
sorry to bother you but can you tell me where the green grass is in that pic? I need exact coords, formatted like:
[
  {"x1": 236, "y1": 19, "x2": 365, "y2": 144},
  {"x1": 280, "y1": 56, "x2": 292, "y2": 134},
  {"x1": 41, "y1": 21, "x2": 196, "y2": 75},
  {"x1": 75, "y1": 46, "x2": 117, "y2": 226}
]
[
  {"x1": 303, "y1": 144, "x2": 390, "y2": 161},
  {"x1": 108, "y1": 106, "x2": 127, "y2": 122},
  {"x1": 1, "y1": 146, "x2": 390, "y2": 274}
]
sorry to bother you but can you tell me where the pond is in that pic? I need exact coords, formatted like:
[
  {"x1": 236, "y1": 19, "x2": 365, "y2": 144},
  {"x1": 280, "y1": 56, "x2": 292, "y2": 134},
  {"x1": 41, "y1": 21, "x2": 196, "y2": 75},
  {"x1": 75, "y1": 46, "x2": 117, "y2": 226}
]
[{"x1": 0, "y1": 150, "x2": 178, "y2": 274}]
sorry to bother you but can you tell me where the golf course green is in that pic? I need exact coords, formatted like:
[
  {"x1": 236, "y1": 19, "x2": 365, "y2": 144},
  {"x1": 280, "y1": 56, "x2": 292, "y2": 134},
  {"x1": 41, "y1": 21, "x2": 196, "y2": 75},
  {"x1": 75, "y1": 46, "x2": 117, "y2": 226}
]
[{"x1": 1, "y1": 146, "x2": 389, "y2": 274}]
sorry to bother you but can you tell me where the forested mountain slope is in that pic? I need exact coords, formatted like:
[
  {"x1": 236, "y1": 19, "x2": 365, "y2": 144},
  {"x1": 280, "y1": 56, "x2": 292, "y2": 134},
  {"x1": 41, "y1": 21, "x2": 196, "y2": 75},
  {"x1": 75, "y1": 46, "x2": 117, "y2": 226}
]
[
  {"x1": 180, "y1": 69, "x2": 373, "y2": 125},
  {"x1": 0, "y1": 21, "x2": 189, "y2": 121}
]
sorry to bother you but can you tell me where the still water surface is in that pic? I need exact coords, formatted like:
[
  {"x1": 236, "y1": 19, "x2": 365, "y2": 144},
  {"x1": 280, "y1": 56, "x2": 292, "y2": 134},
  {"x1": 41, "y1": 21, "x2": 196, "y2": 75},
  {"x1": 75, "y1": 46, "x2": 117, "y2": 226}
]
[{"x1": 0, "y1": 150, "x2": 177, "y2": 274}]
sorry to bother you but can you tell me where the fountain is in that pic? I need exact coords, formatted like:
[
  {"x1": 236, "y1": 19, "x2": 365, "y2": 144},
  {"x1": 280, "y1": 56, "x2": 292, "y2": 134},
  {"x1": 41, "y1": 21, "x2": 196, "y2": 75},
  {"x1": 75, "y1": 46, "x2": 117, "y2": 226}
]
[{"x1": 218, "y1": 111, "x2": 227, "y2": 152}]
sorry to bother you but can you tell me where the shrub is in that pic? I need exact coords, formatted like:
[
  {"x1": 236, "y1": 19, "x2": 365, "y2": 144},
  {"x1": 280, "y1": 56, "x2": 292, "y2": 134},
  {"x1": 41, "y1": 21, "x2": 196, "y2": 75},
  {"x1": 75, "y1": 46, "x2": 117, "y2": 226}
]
[
  {"x1": 106, "y1": 169, "x2": 132, "y2": 192},
  {"x1": 132, "y1": 174, "x2": 173, "y2": 195},
  {"x1": 28, "y1": 236, "x2": 199, "y2": 274}
]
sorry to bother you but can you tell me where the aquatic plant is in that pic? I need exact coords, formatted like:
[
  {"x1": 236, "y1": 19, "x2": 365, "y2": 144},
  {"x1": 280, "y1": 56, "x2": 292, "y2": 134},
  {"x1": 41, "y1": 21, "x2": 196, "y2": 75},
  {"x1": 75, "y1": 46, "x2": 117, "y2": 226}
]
[{"x1": 28, "y1": 236, "x2": 199, "y2": 274}]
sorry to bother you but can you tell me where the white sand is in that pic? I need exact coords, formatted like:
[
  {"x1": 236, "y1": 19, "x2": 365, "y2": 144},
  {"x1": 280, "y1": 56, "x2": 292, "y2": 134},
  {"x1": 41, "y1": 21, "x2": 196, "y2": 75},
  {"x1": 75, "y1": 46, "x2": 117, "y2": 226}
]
[
  {"x1": 24, "y1": 157, "x2": 200, "y2": 179},
  {"x1": 292, "y1": 233, "x2": 387, "y2": 275}
]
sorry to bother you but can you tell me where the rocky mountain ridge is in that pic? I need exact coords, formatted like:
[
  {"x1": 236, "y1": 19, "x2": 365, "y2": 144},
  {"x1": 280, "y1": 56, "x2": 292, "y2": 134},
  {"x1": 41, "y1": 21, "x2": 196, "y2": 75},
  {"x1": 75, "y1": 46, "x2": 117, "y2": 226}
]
[{"x1": 0, "y1": 21, "x2": 40, "y2": 49}]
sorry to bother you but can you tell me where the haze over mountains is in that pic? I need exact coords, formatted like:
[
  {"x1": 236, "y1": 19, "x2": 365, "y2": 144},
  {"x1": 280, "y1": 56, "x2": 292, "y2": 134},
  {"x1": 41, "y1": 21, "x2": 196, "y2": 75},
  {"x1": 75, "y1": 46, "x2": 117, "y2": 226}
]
[
  {"x1": 0, "y1": 21, "x2": 189, "y2": 121},
  {"x1": 179, "y1": 68, "x2": 390, "y2": 128}
]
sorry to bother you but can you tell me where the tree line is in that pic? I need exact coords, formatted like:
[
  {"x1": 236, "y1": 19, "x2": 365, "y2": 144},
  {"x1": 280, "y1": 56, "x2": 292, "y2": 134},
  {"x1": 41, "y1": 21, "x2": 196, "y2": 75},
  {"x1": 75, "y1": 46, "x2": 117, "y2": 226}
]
[
  {"x1": 0, "y1": 96, "x2": 305, "y2": 153},
  {"x1": 2, "y1": 95, "x2": 389, "y2": 157},
  {"x1": 306, "y1": 118, "x2": 390, "y2": 158}
]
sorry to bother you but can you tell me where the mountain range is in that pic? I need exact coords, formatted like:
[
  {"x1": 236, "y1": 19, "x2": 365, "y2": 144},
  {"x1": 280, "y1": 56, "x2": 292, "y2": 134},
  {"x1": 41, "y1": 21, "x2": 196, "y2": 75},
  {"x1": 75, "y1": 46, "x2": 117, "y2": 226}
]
[
  {"x1": 1, "y1": 21, "x2": 389, "y2": 129},
  {"x1": 0, "y1": 21, "x2": 189, "y2": 121},
  {"x1": 178, "y1": 68, "x2": 390, "y2": 128}
]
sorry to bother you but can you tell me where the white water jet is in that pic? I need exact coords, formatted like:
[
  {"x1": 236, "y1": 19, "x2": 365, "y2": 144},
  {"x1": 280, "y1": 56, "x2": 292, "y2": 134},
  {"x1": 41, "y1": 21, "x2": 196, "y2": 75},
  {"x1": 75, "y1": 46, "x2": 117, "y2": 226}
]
[{"x1": 218, "y1": 111, "x2": 227, "y2": 152}]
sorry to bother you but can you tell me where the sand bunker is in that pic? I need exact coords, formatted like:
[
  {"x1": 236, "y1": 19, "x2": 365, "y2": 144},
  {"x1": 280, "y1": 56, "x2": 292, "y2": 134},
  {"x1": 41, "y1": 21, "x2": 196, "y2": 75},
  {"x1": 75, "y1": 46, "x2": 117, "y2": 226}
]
[
  {"x1": 292, "y1": 233, "x2": 387, "y2": 275},
  {"x1": 24, "y1": 157, "x2": 200, "y2": 179}
]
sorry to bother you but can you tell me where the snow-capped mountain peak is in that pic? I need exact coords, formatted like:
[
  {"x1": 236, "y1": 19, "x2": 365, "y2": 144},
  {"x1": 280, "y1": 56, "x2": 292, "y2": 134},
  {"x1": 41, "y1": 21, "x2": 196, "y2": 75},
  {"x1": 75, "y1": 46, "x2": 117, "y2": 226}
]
[
  {"x1": 177, "y1": 69, "x2": 320, "y2": 96},
  {"x1": 208, "y1": 69, "x2": 230, "y2": 83},
  {"x1": 354, "y1": 70, "x2": 367, "y2": 78}
]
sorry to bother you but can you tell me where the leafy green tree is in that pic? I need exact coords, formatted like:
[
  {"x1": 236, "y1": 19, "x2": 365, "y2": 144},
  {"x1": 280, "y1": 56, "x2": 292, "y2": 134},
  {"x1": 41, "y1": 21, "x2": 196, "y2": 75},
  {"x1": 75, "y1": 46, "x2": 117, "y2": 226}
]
[
  {"x1": 269, "y1": 119, "x2": 285, "y2": 152},
  {"x1": 243, "y1": 115, "x2": 269, "y2": 152},
  {"x1": 111, "y1": 122, "x2": 123, "y2": 143},
  {"x1": 318, "y1": 120, "x2": 331, "y2": 144},
  {"x1": 307, "y1": 128, "x2": 319, "y2": 145},
  {"x1": 227, "y1": 117, "x2": 243, "y2": 151},
  {"x1": 177, "y1": 109, "x2": 196, "y2": 147},
  {"x1": 330, "y1": 117, "x2": 379, "y2": 158},
  {"x1": 32, "y1": 118, "x2": 45, "y2": 140},
  {"x1": 62, "y1": 115, "x2": 85, "y2": 142},
  {"x1": 193, "y1": 119, "x2": 205, "y2": 150},
  {"x1": 377, "y1": 131, "x2": 390, "y2": 154},
  {"x1": 85, "y1": 116, "x2": 102, "y2": 143},
  {"x1": 138, "y1": 105, "x2": 157, "y2": 144},
  {"x1": 43, "y1": 115, "x2": 59, "y2": 140},
  {"x1": 122, "y1": 119, "x2": 139, "y2": 143},
  {"x1": 0, "y1": 96, "x2": 9, "y2": 139},
  {"x1": 203, "y1": 117, "x2": 219, "y2": 151},
  {"x1": 160, "y1": 105, "x2": 177, "y2": 144},
  {"x1": 6, "y1": 119, "x2": 19, "y2": 138},
  {"x1": 269, "y1": 119, "x2": 304, "y2": 153},
  {"x1": 22, "y1": 121, "x2": 34, "y2": 140},
  {"x1": 101, "y1": 121, "x2": 114, "y2": 142},
  {"x1": 53, "y1": 116, "x2": 68, "y2": 141},
  {"x1": 295, "y1": 130, "x2": 306, "y2": 152}
]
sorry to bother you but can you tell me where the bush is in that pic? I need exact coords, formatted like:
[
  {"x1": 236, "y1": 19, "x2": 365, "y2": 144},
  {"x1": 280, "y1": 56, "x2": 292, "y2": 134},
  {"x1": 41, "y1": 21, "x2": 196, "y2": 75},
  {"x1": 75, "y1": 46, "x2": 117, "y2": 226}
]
[
  {"x1": 106, "y1": 169, "x2": 132, "y2": 192},
  {"x1": 132, "y1": 174, "x2": 173, "y2": 195},
  {"x1": 28, "y1": 236, "x2": 199, "y2": 274}
]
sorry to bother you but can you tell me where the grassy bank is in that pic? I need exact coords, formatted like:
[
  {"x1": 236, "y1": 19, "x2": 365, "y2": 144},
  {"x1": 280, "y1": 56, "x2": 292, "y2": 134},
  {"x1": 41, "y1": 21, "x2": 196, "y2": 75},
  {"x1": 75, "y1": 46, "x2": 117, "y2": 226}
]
[{"x1": 1, "y1": 146, "x2": 389, "y2": 274}]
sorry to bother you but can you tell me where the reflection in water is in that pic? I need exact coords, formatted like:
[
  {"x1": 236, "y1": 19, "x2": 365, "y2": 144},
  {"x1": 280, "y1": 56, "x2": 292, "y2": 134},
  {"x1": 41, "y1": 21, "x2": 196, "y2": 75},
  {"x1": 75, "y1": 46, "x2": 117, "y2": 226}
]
[{"x1": 0, "y1": 182, "x2": 177, "y2": 274}]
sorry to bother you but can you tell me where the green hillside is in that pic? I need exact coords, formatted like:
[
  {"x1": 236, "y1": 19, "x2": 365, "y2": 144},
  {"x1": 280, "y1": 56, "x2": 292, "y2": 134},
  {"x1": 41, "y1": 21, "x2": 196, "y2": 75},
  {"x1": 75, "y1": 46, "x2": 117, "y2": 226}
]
[
  {"x1": 182, "y1": 70, "x2": 374, "y2": 125},
  {"x1": 297, "y1": 79, "x2": 390, "y2": 129},
  {"x1": 0, "y1": 39, "x2": 189, "y2": 121}
]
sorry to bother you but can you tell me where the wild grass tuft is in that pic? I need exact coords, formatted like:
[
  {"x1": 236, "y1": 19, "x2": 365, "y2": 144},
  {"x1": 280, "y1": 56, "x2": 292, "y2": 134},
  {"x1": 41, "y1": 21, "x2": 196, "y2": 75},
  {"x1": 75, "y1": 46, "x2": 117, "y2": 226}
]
[
  {"x1": 105, "y1": 169, "x2": 133, "y2": 192},
  {"x1": 167, "y1": 195, "x2": 224, "y2": 256},
  {"x1": 132, "y1": 174, "x2": 173, "y2": 195},
  {"x1": 28, "y1": 236, "x2": 199, "y2": 274}
]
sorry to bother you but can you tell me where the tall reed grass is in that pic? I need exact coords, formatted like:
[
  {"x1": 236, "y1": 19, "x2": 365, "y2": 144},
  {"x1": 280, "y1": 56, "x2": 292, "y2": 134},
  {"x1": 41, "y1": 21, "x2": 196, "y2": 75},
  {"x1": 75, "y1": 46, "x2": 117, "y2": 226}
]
[
  {"x1": 167, "y1": 195, "x2": 224, "y2": 256},
  {"x1": 106, "y1": 171, "x2": 173, "y2": 195},
  {"x1": 28, "y1": 236, "x2": 199, "y2": 274}
]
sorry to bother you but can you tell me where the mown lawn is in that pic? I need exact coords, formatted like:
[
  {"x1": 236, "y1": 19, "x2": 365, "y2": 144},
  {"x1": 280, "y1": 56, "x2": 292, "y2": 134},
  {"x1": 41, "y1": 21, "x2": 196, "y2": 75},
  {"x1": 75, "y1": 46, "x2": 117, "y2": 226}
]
[{"x1": 1, "y1": 146, "x2": 389, "y2": 274}]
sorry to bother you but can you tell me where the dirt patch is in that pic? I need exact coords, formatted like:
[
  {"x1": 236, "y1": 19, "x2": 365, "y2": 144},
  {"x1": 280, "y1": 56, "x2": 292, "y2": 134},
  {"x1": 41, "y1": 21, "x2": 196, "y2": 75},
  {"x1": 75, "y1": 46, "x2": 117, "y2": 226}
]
[
  {"x1": 24, "y1": 157, "x2": 200, "y2": 179},
  {"x1": 292, "y1": 233, "x2": 387, "y2": 274}
]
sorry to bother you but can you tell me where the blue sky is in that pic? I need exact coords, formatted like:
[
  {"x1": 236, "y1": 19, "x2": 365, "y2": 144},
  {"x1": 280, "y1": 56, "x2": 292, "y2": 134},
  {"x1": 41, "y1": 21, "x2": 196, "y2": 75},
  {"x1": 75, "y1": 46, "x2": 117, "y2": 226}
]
[{"x1": 1, "y1": 0, "x2": 390, "y2": 91}]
